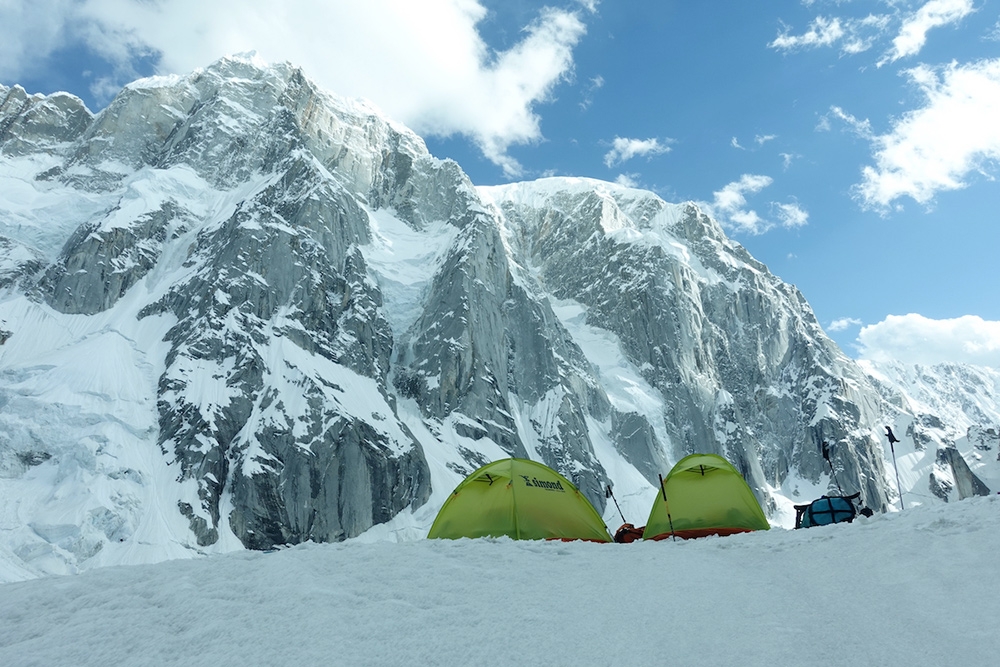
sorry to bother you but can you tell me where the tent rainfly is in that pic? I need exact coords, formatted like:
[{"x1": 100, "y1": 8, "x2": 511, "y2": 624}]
[
  {"x1": 642, "y1": 453, "x2": 770, "y2": 540},
  {"x1": 427, "y1": 458, "x2": 612, "y2": 542}
]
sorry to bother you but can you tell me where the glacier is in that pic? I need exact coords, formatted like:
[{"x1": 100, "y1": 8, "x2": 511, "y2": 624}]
[{"x1": 1, "y1": 54, "x2": 998, "y2": 579}]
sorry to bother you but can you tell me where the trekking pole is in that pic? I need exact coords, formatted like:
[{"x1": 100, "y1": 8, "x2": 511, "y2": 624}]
[
  {"x1": 821, "y1": 442, "x2": 845, "y2": 495},
  {"x1": 658, "y1": 473, "x2": 676, "y2": 542},
  {"x1": 606, "y1": 485, "x2": 627, "y2": 524},
  {"x1": 885, "y1": 427, "x2": 905, "y2": 511}
]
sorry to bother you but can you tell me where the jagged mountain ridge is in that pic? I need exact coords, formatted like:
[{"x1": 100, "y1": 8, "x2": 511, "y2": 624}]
[
  {"x1": 859, "y1": 360, "x2": 1000, "y2": 503},
  {"x1": 0, "y1": 55, "x2": 993, "y2": 577},
  {"x1": 482, "y1": 180, "x2": 892, "y2": 504},
  {"x1": 1, "y1": 55, "x2": 442, "y2": 558}
]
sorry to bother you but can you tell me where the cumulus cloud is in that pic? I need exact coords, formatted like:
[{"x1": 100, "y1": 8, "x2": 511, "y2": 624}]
[
  {"x1": 858, "y1": 314, "x2": 1000, "y2": 367},
  {"x1": 856, "y1": 58, "x2": 1000, "y2": 210},
  {"x1": 775, "y1": 202, "x2": 809, "y2": 228},
  {"x1": 828, "y1": 317, "x2": 863, "y2": 332},
  {"x1": 705, "y1": 175, "x2": 773, "y2": 234},
  {"x1": 603, "y1": 136, "x2": 672, "y2": 167},
  {"x1": 0, "y1": 0, "x2": 593, "y2": 177},
  {"x1": 879, "y1": 0, "x2": 976, "y2": 66},
  {"x1": 699, "y1": 175, "x2": 810, "y2": 235},
  {"x1": 714, "y1": 174, "x2": 773, "y2": 210}
]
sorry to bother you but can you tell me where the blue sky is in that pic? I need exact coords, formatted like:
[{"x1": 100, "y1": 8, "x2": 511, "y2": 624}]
[{"x1": 2, "y1": 0, "x2": 999, "y2": 367}]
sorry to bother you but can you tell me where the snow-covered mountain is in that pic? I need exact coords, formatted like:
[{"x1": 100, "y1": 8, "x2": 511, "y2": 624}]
[
  {"x1": 860, "y1": 359, "x2": 1000, "y2": 504},
  {"x1": 1, "y1": 54, "x2": 995, "y2": 579}
]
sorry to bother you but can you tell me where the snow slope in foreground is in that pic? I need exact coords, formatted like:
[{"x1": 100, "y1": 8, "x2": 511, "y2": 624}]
[{"x1": 1, "y1": 497, "x2": 997, "y2": 667}]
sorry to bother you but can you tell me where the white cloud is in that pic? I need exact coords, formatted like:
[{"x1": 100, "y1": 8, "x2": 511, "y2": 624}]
[
  {"x1": 775, "y1": 202, "x2": 809, "y2": 228},
  {"x1": 770, "y1": 16, "x2": 846, "y2": 50},
  {"x1": 823, "y1": 105, "x2": 874, "y2": 139},
  {"x1": 0, "y1": 0, "x2": 75, "y2": 81},
  {"x1": 700, "y1": 174, "x2": 809, "y2": 235},
  {"x1": 579, "y1": 74, "x2": 604, "y2": 110},
  {"x1": 879, "y1": 0, "x2": 976, "y2": 66},
  {"x1": 603, "y1": 136, "x2": 672, "y2": 167},
  {"x1": 709, "y1": 175, "x2": 774, "y2": 234},
  {"x1": 0, "y1": 0, "x2": 592, "y2": 177},
  {"x1": 858, "y1": 314, "x2": 1000, "y2": 367},
  {"x1": 829, "y1": 317, "x2": 863, "y2": 332},
  {"x1": 856, "y1": 58, "x2": 1000, "y2": 210},
  {"x1": 732, "y1": 135, "x2": 777, "y2": 150},
  {"x1": 779, "y1": 152, "x2": 800, "y2": 169},
  {"x1": 714, "y1": 174, "x2": 773, "y2": 210},
  {"x1": 769, "y1": 14, "x2": 890, "y2": 55},
  {"x1": 773, "y1": 1, "x2": 972, "y2": 63},
  {"x1": 988, "y1": 20, "x2": 1000, "y2": 41},
  {"x1": 614, "y1": 173, "x2": 640, "y2": 188}
]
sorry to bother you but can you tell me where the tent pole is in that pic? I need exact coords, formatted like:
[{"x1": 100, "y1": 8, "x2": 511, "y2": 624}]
[{"x1": 659, "y1": 473, "x2": 676, "y2": 542}]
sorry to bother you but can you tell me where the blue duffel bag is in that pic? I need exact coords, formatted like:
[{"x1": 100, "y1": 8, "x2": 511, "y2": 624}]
[{"x1": 794, "y1": 493, "x2": 860, "y2": 529}]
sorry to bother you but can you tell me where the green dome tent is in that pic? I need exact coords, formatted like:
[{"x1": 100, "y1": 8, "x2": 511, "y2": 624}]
[
  {"x1": 427, "y1": 458, "x2": 612, "y2": 542},
  {"x1": 642, "y1": 453, "x2": 770, "y2": 540}
]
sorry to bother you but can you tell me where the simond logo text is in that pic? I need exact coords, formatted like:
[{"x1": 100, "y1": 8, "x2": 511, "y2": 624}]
[{"x1": 520, "y1": 476, "x2": 565, "y2": 492}]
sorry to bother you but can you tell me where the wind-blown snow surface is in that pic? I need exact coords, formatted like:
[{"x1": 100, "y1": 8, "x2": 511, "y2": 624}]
[{"x1": 1, "y1": 497, "x2": 997, "y2": 667}]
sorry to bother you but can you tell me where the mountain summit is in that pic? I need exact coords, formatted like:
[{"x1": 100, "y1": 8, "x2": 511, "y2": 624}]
[{"x1": 1, "y1": 55, "x2": 995, "y2": 577}]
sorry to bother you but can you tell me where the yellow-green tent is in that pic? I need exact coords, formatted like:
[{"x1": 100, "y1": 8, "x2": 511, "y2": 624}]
[
  {"x1": 427, "y1": 458, "x2": 612, "y2": 542},
  {"x1": 642, "y1": 453, "x2": 770, "y2": 540}
]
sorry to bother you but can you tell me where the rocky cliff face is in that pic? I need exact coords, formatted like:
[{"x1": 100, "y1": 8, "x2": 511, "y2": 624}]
[
  {"x1": 1, "y1": 56, "x2": 437, "y2": 556},
  {"x1": 0, "y1": 55, "x2": 993, "y2": 577},
  {"x1": 860, "y1": 360, "x2": 1000, "y2": 504},
  {"x1": 482, "y1": 181, "x2": 894, "y2": 511},
  {"x1": 0, "y1": 84, "x2": 93, "y2": 157}
]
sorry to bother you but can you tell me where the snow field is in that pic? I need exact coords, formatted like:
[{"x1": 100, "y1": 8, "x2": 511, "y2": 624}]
[{"x1": 1, "y1": 496, "x2": 997, "y2": 667}]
